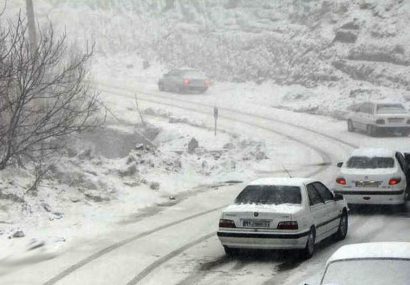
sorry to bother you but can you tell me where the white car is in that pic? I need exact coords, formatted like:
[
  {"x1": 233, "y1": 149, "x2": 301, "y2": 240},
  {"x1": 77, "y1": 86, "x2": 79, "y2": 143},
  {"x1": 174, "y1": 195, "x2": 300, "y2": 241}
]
[
  {"x1": 319, "y1": 242, "x2": 410, "y2": 285},
  {"x1": 347, "y1": 102, "x2": 410, "y2": 136},
  {"x1": 334, "y1": 148, "x2": 409, "y2": 206},
  {"x1": 217, "y1": 178, "x2": 348, "y2": 259}
]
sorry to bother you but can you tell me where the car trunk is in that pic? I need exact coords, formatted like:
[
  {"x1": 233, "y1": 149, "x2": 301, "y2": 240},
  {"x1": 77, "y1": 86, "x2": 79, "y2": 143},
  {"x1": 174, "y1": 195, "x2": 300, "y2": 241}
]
[
  {"x1": 222, "y1": 204, "x2": 302, "y2": 229},
  {"x1": 341, "y1": 168, "x2": 397, "y2": 189}
]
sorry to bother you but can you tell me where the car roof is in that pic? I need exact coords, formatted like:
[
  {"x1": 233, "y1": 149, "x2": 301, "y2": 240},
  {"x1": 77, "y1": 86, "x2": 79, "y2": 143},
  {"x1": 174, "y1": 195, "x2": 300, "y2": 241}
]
[
  {"x1": 327, "y1": 242, "x2": 410, "y2": 264},
  {"x1": 373, "y1": 101, "x2": 405, "y2": 106},
  {"x1": 350, "y1": 148, "x2": 395, "y2": 158},
  {"x1": 173, "y1": 68, "x2": 199, "y2": 72},
  {"x1": 247, "y1": 177, "x2": 315, "y2": 187}
]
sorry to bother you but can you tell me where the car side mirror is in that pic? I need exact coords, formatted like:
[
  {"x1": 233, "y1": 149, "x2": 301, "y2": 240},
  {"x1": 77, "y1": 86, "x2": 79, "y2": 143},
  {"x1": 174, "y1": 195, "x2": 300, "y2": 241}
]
[
  {"x1": 336, "y1": 162, "x2": 343, "y2": 168},
  {"x1": 334, "y1": 193, "x2": 344, "y2": 201}
]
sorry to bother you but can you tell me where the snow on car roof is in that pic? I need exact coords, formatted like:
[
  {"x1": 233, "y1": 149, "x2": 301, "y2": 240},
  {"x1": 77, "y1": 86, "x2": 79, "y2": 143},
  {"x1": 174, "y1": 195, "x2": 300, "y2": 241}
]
[
  {"x1": 327, "y1": 242, "x2": 410, "y2": 264},
  {"x1": 373, "y1": 100, "x2": 405, "y2": 106},
  {"x1": 248, "y1": 177, "x2": 314, "y2": 187},
  {"x1": 350, "y1": 148, "x2": 395, "y2": 158}
]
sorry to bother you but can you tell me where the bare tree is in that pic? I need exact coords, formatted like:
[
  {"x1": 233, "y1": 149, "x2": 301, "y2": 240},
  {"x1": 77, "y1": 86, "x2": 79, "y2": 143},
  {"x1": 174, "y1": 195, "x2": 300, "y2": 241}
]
[{"x1": 0, "y1": 14, "x2": 101, "y2": 170}]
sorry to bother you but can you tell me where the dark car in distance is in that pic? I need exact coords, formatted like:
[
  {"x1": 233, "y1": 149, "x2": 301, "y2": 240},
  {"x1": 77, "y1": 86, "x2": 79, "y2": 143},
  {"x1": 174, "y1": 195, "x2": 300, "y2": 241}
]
[{"x1": 158, "y1": 69, "x2": 210, "y2": 94}]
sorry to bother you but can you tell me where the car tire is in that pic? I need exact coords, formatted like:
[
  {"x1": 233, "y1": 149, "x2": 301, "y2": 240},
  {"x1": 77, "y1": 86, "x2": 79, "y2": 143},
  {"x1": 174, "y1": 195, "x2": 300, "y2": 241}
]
[
  {"x1": 300, "y1": 227, "x2": 315, "y2": 260},
  {"x1": 366, "y1": 125, "x2": 377, "y2": 137},
  {"x1": 334, "y1": 211, "x2": 348, "y2": 241},
  {"x1": 396, "y1": 202, "x2": 407, "y2": 213},
  {"x1": 347, "y1": 120, "x2": 354, "y2": 132},
  {"x1": 223, "y1": 246, "x2": 239, "y2": 256}
]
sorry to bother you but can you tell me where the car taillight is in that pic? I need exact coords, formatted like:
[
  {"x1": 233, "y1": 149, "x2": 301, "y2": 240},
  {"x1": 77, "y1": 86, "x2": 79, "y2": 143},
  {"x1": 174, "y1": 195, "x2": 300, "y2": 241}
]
[
  {"x1": 183, "y1": 79, "x2": 190, "y2": 86},
  {"x1": 219, "y1": 219, "x2": 236, "y2": 228},
  {"x1": 389, "y1": 178, "x2": 401, "y2": 185},
  {"x1": 336, "y1": 177, "x2": 347, "y2": 185},
  {"x1": 375, "y1": 119, "x2": 385, "y2": 125},
  {"x1": 277, "y1": 221, "x2": 298, "y2": 230},
  {"x1": 205, "y1": 80, "x2": 211, "y2": 87}
]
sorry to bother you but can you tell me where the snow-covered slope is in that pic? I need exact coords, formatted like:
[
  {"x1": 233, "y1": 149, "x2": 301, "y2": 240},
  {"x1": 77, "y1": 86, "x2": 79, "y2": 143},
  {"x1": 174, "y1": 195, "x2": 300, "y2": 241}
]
[{"x1": 5, "y1": 0, "x2": 409, "y2": 115}]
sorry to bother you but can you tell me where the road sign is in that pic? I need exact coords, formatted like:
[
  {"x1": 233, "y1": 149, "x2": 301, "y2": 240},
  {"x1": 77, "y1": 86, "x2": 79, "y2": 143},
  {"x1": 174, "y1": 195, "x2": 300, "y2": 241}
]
[{"x1": 214, "y1": 106, "x2": 218, "y2": 136}]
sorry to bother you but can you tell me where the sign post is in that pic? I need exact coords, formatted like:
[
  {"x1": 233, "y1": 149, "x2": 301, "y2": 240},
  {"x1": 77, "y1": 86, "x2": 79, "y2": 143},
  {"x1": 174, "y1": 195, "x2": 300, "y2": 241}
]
[{"x1": 213, "y1": 106, "x2": 218, "y2": 136}]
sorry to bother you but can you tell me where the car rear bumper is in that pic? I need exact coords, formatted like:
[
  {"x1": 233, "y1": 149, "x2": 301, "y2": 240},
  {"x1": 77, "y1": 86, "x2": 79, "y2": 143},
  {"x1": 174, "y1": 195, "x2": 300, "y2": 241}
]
[
  {"x1": 375, "y1": 126, "x2": 410, "y2": 131},
  {"x1": 334, "y1": 189, "x2": 405, "y2": 205},
  {"x1": 217, "y1": 230, "x2": 309, "y2": 249}
]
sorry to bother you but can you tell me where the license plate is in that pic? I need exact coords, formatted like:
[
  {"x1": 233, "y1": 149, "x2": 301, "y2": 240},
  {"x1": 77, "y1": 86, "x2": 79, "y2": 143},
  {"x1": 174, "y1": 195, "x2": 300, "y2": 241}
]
[
  {"x1": 355, "y1": 181, "x2": 380, "y2": 187},
  {"x1": 242, "y1": 219, "x2": 270, "y2": 228},
  {"x1": 388, "y1": 118, "x2": 404, "y2": 123}
]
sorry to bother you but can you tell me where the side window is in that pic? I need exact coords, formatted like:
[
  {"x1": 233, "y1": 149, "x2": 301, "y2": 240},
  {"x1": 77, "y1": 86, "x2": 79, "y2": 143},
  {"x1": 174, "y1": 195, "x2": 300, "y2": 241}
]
[
  {"x1": 306, "y1": 184, "x2": 324, "y2": 206},
  {"x1": 358, "y1": 103, "x2": 366, "y2": 113},
  {"x1": 395, "y1": 152, "x2": 407, "y2": 172},
  {"x1": 368, "y1": 103, "x2": 375, "y2": 114},
  {"x1": 313, "y1": 182, "x2": 334, "y2": 202},
  {"x1": 361, "y1": 103, "x2": 373, "y2": 114}
]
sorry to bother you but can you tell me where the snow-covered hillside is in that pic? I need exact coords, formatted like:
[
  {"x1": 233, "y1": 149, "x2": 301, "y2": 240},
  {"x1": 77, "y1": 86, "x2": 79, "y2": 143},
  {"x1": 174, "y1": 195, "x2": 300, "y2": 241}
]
[{"x1": 5, "y1": 0, "x2": 409, "y2": 116}]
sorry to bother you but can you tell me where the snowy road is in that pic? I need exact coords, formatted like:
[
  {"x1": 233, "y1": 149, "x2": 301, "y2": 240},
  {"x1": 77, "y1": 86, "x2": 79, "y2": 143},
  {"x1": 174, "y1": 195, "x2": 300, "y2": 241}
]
[{"x1": 3, "y1": 82, "x2": 410, "y2": 285}]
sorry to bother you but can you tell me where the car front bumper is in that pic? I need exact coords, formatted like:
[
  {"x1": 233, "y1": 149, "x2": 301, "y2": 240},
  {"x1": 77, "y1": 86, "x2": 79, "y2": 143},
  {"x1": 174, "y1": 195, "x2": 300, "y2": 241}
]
[
  {"x1": 217, "y1": 230, "x2": 310, "y2": 250},
  {"x1": 334, "y1": 189, "x2": 406, "y2": 205}
]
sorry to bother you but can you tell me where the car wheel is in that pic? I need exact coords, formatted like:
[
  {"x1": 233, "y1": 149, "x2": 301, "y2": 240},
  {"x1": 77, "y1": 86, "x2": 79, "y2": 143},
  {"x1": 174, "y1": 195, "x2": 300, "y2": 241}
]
[
  {"x1": 223, "y1": 246, "x2": 239, "y2": 256},
  {"x1": 366, "y1": 125, "x2": 377, "y2": 137},
  {"x1": 347, "y1": 120, "x2": 354, "y2": 132},
  {"x1": 334, "y1": 211, "x2": 348, "y2": 241},
  {"x1": 300, "y1": 227, "x2": 315, "y2": 260}
]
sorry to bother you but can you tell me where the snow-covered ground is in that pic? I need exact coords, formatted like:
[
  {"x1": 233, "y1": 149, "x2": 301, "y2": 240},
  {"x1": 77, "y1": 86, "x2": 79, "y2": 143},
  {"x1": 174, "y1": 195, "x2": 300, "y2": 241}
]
[{"x1": 1, "y1": 1, "x2": 410, "y2": 283}]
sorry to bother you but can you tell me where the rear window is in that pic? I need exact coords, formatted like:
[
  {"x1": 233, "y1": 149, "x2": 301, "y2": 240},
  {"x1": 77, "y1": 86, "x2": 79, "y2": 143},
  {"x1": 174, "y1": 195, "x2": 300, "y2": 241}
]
[
  {"x1": 235, "y1": 185, "x2": 302, "y2": 205},
  {"x1": 376, "y1": 104, "x2": 406, "y2": 114},
  {"x1": 346, "y1": 156, "x2": 395, "y2": 169}
]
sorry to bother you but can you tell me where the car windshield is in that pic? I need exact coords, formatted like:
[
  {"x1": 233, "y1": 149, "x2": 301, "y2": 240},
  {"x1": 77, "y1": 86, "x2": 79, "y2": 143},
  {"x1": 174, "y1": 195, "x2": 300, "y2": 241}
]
[
  {"x1": 321, "y1": 259, "x2": 410, "y2": 285},
  {"x1": 181, "y1": 70, "x2": 206, "y2": 79},
  {"x1": 376, "y1": 104, "x2": 407, "y2": 114},
  {"x1": 235, "y1": 185, "x2": 302, "y2": 205},
  {"x1": 346, "y1": 156, "x2": 394, "y2": 169}
]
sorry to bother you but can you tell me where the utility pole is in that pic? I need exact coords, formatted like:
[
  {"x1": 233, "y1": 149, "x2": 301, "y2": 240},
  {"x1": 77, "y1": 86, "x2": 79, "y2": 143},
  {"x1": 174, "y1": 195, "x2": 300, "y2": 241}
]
[{"x1": 25, "y1": 0, "x2": 37, "y2": 49}]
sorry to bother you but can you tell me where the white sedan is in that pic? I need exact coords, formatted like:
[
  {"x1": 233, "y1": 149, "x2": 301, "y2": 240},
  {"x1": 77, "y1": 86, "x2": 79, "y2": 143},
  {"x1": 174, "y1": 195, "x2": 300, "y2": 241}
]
[
  {"x1": 319, "y1": 242, "x2": 410, "y2": 285},
  {"x1": 333, "y1": 148, "x2": 409, "y2": 206},
  {"x1": 347, "y1": 101, "x2": 410, "y2": 136},
  {"x1": 217, "y1": 178, "x2": 348, "y2": 259}
]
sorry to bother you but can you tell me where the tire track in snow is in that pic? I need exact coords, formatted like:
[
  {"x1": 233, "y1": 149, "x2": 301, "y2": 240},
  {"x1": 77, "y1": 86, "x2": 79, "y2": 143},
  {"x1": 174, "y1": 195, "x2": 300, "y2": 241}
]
[
  {"x1": 45, "y1": 83, "x2": 356, "y2": 285},
  {"x1": 261, "y1": 214, "x2": 395, "y2": 285},
  {"x1": 98, "y1": 82, "x2": 357, "y2": 284},
  {"x1": 43, "y1": 208, "x2": 224, "y2": 285}
]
